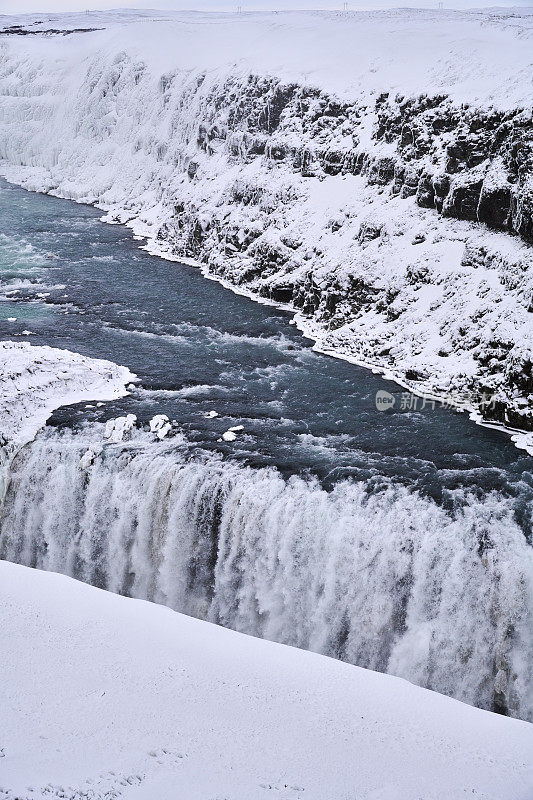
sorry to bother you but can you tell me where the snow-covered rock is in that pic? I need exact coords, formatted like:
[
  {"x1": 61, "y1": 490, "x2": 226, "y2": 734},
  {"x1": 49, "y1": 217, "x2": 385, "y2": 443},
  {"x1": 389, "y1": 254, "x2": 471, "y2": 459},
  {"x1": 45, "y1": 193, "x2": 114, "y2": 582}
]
[
  {"x1": 0, "y1": 9, "x2": 531, "y2": 437},
  {"x1": 79, "y1": 444, "x2": 102, "y2": 470},
  {"x1": 104, "y1": 413, "x2": 137, "y2": 443},
  {"x1": 1, "y1": 559, "x2": 532, "y2": 800},
  {"x1": 149, "y1": 413, "x2": 171, "y2": 439},
  {"x1": 221, "y1": 424, "x2": 245, "y2": 441}
]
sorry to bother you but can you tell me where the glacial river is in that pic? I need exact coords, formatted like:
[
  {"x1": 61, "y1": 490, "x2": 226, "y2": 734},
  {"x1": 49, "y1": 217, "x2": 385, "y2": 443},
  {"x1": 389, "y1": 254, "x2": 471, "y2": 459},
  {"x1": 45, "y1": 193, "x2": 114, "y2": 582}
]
[{"x1": 1, "y1": 177, "x2": 532, "y2": 719}]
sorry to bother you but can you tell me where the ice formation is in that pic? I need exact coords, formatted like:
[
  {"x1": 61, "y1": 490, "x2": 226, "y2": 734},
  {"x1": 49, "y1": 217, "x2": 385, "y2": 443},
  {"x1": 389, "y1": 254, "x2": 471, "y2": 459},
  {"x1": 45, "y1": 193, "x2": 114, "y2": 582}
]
[
  {"x1": 149, "y1": 413, "x2": 172, "y2": 439},
  {"x1": 104, "y1": 413, "x2": 137, "y2": 443}
]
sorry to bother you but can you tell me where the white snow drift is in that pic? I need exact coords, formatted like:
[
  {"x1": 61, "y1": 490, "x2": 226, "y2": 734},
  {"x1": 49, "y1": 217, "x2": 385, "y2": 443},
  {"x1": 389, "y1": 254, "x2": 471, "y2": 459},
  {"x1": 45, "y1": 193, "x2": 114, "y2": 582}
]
[{"x1": 1, "y1": 559, "x2": 532, "y2": 800}]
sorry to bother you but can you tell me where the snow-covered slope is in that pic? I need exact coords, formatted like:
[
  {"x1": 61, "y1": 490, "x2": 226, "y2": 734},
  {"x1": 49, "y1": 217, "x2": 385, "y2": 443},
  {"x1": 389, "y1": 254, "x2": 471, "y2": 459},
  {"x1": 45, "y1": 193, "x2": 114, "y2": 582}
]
[
  {"x1": 1, "y1": 559, "x2": 532, "y2": 800},
  {"x1": 0, "y1": 9, "x2": 531, "y2": 107},
  {"x1": 0, "y1": 9, "x2": 532, "y2": 443}
]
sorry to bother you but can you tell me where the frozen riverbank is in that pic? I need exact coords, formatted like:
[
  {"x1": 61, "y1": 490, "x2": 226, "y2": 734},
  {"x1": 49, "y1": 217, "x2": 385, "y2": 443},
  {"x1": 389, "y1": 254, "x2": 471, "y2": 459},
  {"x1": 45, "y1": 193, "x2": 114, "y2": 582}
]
[
  {"x1": 1, "y1": 559, "x2": 532, "y2": 800},
  {"x1": 0, "y1": 341, "x2": 135, "y2": 449},
  {"x1": 0, "y1": 341, "x2": 135, "y2": 502}
]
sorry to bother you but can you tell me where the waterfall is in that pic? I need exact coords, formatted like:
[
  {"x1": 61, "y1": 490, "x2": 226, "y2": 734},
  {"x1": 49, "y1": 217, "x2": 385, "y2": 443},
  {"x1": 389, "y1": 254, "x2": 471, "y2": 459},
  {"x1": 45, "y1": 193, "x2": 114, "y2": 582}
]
[{"x1": 1, "y1": 426, "x2": 532, "y2": 720}]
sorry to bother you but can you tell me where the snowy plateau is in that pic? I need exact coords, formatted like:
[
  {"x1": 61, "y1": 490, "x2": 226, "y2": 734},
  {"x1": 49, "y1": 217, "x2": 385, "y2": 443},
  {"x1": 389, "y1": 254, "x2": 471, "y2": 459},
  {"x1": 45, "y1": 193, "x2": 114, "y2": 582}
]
[{"x1": 0, "y1": 8, "x2": 532, "y2": 446}]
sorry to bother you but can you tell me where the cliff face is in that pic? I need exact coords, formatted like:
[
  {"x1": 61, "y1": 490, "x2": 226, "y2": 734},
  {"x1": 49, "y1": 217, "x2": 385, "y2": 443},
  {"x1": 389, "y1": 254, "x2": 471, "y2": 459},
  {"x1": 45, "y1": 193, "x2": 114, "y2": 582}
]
[
  {"x1": 155, "y1": 75, "x2": 533, "y2": 435},
  {"x1": 1, "y1": 10, "x2": 532, "y2": 438}
]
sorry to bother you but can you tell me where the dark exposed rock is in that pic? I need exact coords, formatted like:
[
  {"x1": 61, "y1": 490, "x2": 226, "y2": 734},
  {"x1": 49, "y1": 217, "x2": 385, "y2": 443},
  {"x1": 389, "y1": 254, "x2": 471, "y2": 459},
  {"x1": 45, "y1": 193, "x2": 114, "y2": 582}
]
[
  {"x1": 443, "y1": 177, "x2": 483, "y2": 222},
  {"x1": 259, "y1": 84, "x2": 297, "y2": 134},
  {"x1": 187, "y1": 161, "x2": 199, "y2": 180},
  {"x1": 416, "y1": 173, "x2": 435, "y2": 208},
  {"x1": 268, "y1": 284, "x2": 294, "y2": 303},
  {"x1": 392, "y1": 164, "x2": 406, "y2": 196},
  {"x1": 0, "y1": 26, "x2": 101, "y2": 36},
  {"x1": 512, "y1": 190, "x2": 533, "y2": 242},
  {"x1": 400, "y1": 166, "x2": 421, "y2": 199},
  {"x1": 321, "y1": 150, "x2": 346, "y2": 176},
  {"x1": 368, "y1": 157, "x2": 396, "y2": 186},
  {"x1": 477, "y1": 183, "x2": 512, "y2": 229},
  {"x1": 433, "y1": 174, "x2": 451, "y2": 213},
  {"x1": 405, "y1": 368, "x2": 427, "y2": 381}
]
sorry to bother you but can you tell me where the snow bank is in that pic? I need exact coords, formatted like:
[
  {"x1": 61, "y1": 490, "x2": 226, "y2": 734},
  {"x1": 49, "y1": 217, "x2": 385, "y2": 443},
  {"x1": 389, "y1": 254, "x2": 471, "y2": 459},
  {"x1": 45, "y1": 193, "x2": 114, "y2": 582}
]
[
  {"x1": 1, "y1": 559, "x2": 532, "y2": 800},
  {"x1": 0, "y1": 341, "x2": 135, "y2": 449},
  {"x1": 1, "y1": 9, "x2": 532, "y2": 108}
]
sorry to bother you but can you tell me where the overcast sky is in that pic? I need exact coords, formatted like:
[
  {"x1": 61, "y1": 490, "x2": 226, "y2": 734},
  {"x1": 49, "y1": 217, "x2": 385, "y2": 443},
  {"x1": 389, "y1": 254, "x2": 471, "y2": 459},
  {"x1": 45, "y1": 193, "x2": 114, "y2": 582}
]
[{"x1": 2, "y1": 0, "x2": 531, "y2": 13}]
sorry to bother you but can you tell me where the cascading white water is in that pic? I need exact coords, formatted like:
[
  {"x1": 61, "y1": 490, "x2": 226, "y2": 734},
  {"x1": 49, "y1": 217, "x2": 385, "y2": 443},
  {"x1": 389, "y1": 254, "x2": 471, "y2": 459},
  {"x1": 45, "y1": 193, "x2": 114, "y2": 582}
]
[{"x1": 1, "y1": 426, "x2": 532, "y2": 720}]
